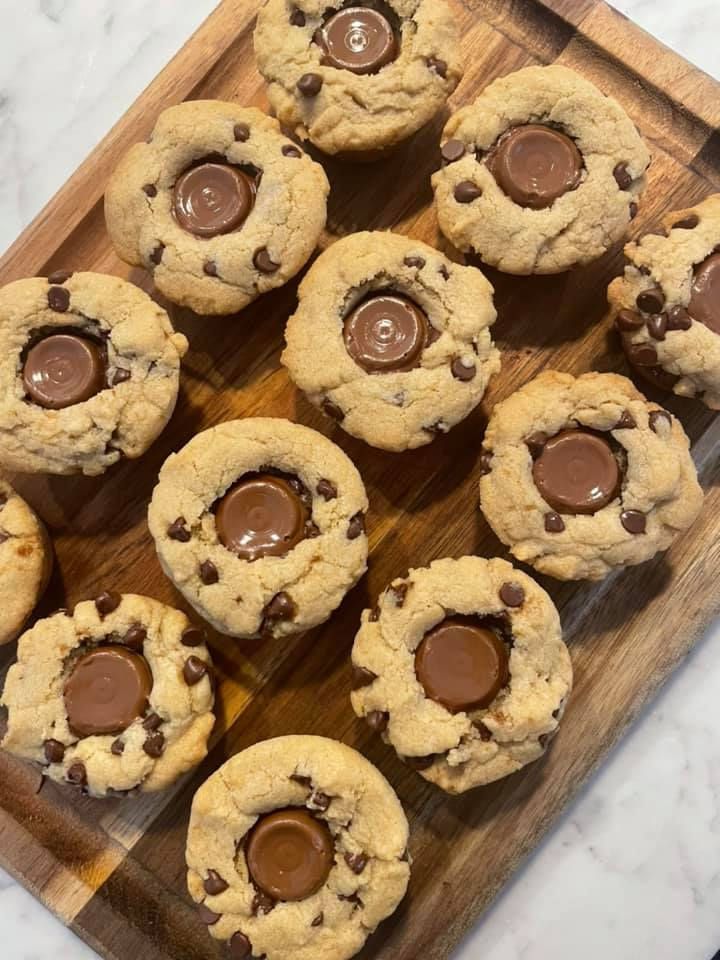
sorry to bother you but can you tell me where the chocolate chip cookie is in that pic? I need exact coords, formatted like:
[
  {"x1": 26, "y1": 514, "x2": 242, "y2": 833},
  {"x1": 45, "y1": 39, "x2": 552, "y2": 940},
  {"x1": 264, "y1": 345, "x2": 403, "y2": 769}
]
[
  {"x1": 0, "y1": 480, "x2": 52, "y2": 645},
  {"x1": 254, "y1": 0, "x2": 461, "y2": 157},
  {"x1": 1, "y1": 593, "x2": 215, "y2": 798},
  {"x1": 608, "y1": 193, "x2": 720, "y2": 407},
  {"x1": 105, "y1": 101, "x2": 329, "y2": 315},
  {"x1": 0, "y1": 272, "x2": 187, "y2": 476},
  {"x1": 479, "y1": 371, "x2": 703, "y2": 580},
  {"x1": 282, "y1": 231, "x2": 500, "y2": 450},
  {"x1": 148, "y1": 418, "x2": 368, "y2": 639},
  {"x1": 432, "y1": 65, "x2": 650, "y2": 274},
  {"x1": 351, "y1": 556, "x2": 571, "y2": 793},
  {"x1": 186, "y1": 735, "x2": 409, "y2": 960}
]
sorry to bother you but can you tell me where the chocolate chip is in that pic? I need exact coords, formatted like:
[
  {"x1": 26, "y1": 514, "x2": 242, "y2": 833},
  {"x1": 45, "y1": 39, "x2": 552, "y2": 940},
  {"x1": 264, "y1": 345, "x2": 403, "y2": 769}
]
[
  {"x1": 427, "y1": 56, "x2": 447, "y2": 77},
  {"x1": 150, "y1": 243, "x2": 165, "y2": 265},
  {"x1": 474, "y1": 721, "x2": 492, "y2": 741},
  {"x1": 403, "y1": 754, "x2": 435, "y2": 770},
  {"x1": 181, "y1": 626, "x2": 205, "y2": 647},
  {"x1": 525, "y1": 432, "x2": 548, "y2": 458},
  {"x1": 316, "y1": 478, "x2": 337, "y2": 500},
  {"x1": 441, "y1": 139, "x2": 465, "y2": 163},
  {"x1": 544, "y1": 512, "x2": 565, "y2": 533},
  {"x1": 338, "y1": 892, "x2": 362, "y2": 908},
  {"x1": 289, "y1": 8, "x2": 306, "y2": 25},
  {"x1": 311, "y1": 790, "x2": 331, "y2": 811},
  {"x1": 451, "y1": 357, "x2": 476, "y2": 380},
  {"x1": 667, "y1": 305, "x2": 692, "y2": 330},
  {"x1": 636, "y1": 286, "x2": 665, "y2": 314},
  {"x1": 352, "y1": 665, "x2": 377, "y2": 689},
  {"x1": 111, "y1": 739, "x2": 125, "y2": 756},
  {"x1": 672, "y1": 214, "x2": 699, "y2": 229},
  {"x1": 404, "y1": 255, "x2": 425, "y2": 269},
  {"x1": 438, "y1": 264, "x2": 450, "y2": 280},
  {"x1": 253, "y1": 247, "x2": 280, "y2": 273},
  {"x1": 184, "y1": 656, "x2": 208, "y2": 686},
  {"x1": 368, "y1": 606, "x2": 379, "y2": 622},
  {"x1": 297, "y1": 72, "x2": 322, "y2": 96},
  {"x1": 229, "y1": 932, "x2": 252, "y2": 959},
  {"x1": 203, "y1": 260, "x2": 218, "y2": 277},
  {"x1": 621, "y1": 510, "x2": 646, "y2": 534},
  {"x1": 234, "y1": 123, "x2": 250, "y2": 142},
  {"x1": 499, "y1": 582, "x2": 524, "y2": 607},
  {"x1": 647, "y1": 314, "x2": 667, "y2": 340},
  {"x1": 454, "y1": 180, "x2": 482, "y2": 203},
  {"x1": 424, "y1": 419, "x2": 448, "y2": 436},
  {"x1": 626, "y1": 341, "x2": 658, "y2": 366},
  {"x1": 615, "y1": 410, "x2": 636, "y2": 429},
  {"x1": 111, "y1": 367, "x2": 131, "y2": 386},
  {"x1": 282, "y1": 144, "x2": 302, "y2": 157},
  {"x1": 48, "y1": 270, "x2": 72, "y2": 285},
  {"x1": 252, "y1": 889, "x2": 276, "y2": 916},
  {"x1": 390, "y1": 581, "x2": 408, "y2": 606},
  {"x1": 263, "y1": 591, "x2": 296, "y2": 625},
  {"x1": 198, "y1": 903, "x2": 220, "y2": 925},
  {"x1": 538, "y1": 733, "x2": 549, "y2": 748},
  {"x1": 43, "y1": 739, "x2": 65, "y2": 764},
  {"x1": 67, "y1": 762, "x2": 87, "y2": 786},
  {"x1": 47, "y1": 286, "x2": 70, "y2": 312},
  {"x1": 615, "y1": 309, "x2": 645, "y2": 331},
  {"x1": 649, "y1": 409, "x2": 672, "y2": 433},
  {"x1": 311, "y1": 913, "x2": 324, "y2": 927},
  {"x1": 322, "y1": 398, "x2": 345, "y2": 421},
  {"x1": 95, "y1": 590, "x2": 121, "y2": 616},
  {"x1": 143, "y1": 731, "x2": 165, "y2": 758},
  {"x1": 613, "y1": 162, "x2": 632, "y2": 189},
  {"x1": 479, "y1": 449, "x2": 493, "y2": 475},
  {"x1": 168, "y1": 517, "x2": 191, "y2": 542},
  {"x1": 366, "y1": 710, "x2": 389, "y2": 732},
  {"x1": 347, "y1": 512, "x2": 365, "y2": 539},
  {"x1": 142, "y1": 183, "x2": 157, "y2": 197},
  {"x1": 143, "y1": 712, "x2": 163, "y2": 731},
  {"x1": 124, "y1": 623, "x2": 147, "y2": 650},
  {"x1": 291, "y1": 774, "x2": 312, "y2": 788},
  {"x1": 204, "y1": 870, "x2": 228, "y2": 896},
  {"x1": 200, "y1": 560, "x2": 219, "y2": 585},
  {"x1": 345, "y1": 852, "x2": 368, "y2": 874},
  {"x1": 630, "y1": 202, "x2": 639, "y2": 219}
]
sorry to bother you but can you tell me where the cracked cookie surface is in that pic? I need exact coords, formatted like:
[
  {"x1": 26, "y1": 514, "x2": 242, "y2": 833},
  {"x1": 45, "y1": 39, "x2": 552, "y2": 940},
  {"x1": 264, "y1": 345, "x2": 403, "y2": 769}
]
[
  {"x1": 105, "y1": 101, "x2": 329, "y2": 315},
  {"x1": 0, "y1": 273, "x2": 187, "y2": 476},
  {"x1": 1, "y1": 593, "x2": 215, "y2": 798},
  {"x1": 186, "y1": 734, "x2": 409, "y2": 960},
  {"x1": 282, "y1": 231, "x2": 500, "y2": 451},
  {"x1": 479, "y1": 371, "x2": 703, "y2": 581},
  {"x1": 432, "y1": 65, "x2": 650, "y2": 274},
  {"x1": 351, "y1": 556, "x2": 571, "y2": 793},
  {"x1": 148, "y1": 418, "x2": 369, "y2": 639},
  {"x1": 608, "y1": 193, "x2": 720, "y2": 408}
]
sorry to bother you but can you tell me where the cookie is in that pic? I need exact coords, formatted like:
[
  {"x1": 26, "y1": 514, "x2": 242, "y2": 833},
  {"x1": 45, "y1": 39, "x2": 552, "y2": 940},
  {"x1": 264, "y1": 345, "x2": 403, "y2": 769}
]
[
  {"x1": 253, "y1": 0, "x2": 461, "y2": 157},
  {"x1": 479, "y1": 371, "x2": 703, "y2": 581},
  {"x1": 1, "y1": 593, "x2": 214, "y2": 798},
  {"x1": 281, "y1": 231, "x2": 500, "y2": 451},
  {"x1": 0, "y1": 480, "x2": 52, "y2": 645},
  {"x1": 148, "y1": 418, "x2": 368, "y2": 639},
  {"x1": 350, "y1": 556, "x2": 571, "y2": 793},
  {"x1": 105, "y1": 101, "x2": 329, "y2": 315},
  {"x1": 0, "y1": 272, "x2": 187, "y2": 476},
  {"x1": 186, "y1": 734, "x2": 409, "y2": 960},
  {"x1": 608, "y1": 193, "x2": 720, "y2": 408},
  {"x1": 432, "y1": 65, "x2": 650, "y2": 274}
]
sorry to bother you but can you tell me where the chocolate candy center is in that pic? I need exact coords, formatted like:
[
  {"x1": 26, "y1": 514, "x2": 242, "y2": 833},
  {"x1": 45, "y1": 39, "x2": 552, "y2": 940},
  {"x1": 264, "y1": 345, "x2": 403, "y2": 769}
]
[
  {"x1": 532, "y1": 429, "x2": 621, "y2": 515},
  {"x1": 215, "y1": 473, "x2": 309, "y2": 561},
  {"x1": 246, "y1": 808, "x2": 334, "y2": 901},
  {"x1": 23, "y1": 333, "x2": 106, "y2": 409},
  {"x1": 173, "y1": 162, "x2": 256, "y2": 238},
  {"x1": 343, "y1": 293, "x2": 429, "y2": 373},
  {"x1": 64, "y1": 646, "x2": 153, "y2": 738},
  {"x1": 318, "y1": 7, "x2": 397, "y2": 75},
  {"x1": 415, "y1": 616, "x2": 509, "y2": 713},
  {"x1": 487, "y1": 124, "x2": 583, "y2": 209},
  {"x1": 688, "y1": 251, "x2": 720, "y2": 335}
]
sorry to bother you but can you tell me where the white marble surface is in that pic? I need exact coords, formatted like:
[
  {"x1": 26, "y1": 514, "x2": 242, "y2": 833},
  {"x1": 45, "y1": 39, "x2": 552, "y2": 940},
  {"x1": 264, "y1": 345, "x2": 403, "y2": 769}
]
[{"x1": 0, "y1": 1, "x2": 719, "y2": 959}]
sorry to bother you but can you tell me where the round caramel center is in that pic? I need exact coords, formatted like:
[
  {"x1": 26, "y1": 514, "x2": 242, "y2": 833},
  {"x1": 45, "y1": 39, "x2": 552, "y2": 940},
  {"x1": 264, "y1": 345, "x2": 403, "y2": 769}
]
[
  {"x1": 318, "y1": 7, "x2": 397, "y2": 75},
  {"x1": 64, "y1": 646, "x2": 153, "y2": 737},
  {"x1": 246, "y1": 808, "x2": 334, "y2": 901},
  {"x1": 532, "y1": 429, "x2": 621, "y2": 515},
  {"x1": 173, "y1": 162, "x2": 256, "y2": 237},
  {"x1": 343, "y1": 293, "x2": 429, "y2": 373},
  {"x1": 23, "y1": 333, "x2": 106, "y2": 409},
  {"x1": 215, "y1": 473, "x2": 309, "y2": 561},
  {"x1": 487, "y1": 124, "x2": 583, "y2": 209},
  {"x1": 688, "y1": 251, "x2": 720, "y2": 335}
]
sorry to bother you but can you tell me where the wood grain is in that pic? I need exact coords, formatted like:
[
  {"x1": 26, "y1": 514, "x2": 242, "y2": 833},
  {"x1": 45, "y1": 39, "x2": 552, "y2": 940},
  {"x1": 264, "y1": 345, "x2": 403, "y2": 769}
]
[{"x1": 0, "y1": 1, "x2": 719, "y2": 958}]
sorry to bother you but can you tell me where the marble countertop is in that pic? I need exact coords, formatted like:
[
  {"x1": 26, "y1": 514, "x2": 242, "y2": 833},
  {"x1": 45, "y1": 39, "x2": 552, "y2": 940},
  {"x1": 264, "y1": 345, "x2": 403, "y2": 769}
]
[{"x1": 0, "y1": 2, "x2": 719, "y2": 959}]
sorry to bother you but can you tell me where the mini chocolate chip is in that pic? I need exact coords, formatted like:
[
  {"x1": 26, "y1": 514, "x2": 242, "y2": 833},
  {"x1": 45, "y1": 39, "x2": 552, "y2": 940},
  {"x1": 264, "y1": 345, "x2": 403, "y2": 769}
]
[
  {"x1": 667, "y1": 306, "x2": 692, "y2": 330},
  {"x1": 67, "y1": 762, "x2": 87, "y2": 786},
  {"x1": 404, "y1": 255, "x2": 425, "y2": 268},
  {"x1": 352, "y1": 665, "x2": 377, "y2": 689},
  {"x1": 403, "y1": 754, "x2": 435, "y2": 770},
  {"x1": 204, "y1": 870, "x2": 228, "y2": 896},
  {"x1": 438, "y1": 264, "x2": 450, "y2": 280},
  {"x1": 198, "y1": 903, "x2": 220, "y2": 925},
  {"x1": 143, "y1": 712, "x2": 163, "y2": 731},
  {"x1": 451, "y1": 357, "x2": 476, "y2": 381},
  {"x1": 229, "y1": 932, "x2": 252, "y2": 959},
  {"x1": 124, "y1": 623, "x2": 147, "y2": 650},
  {"x1": 111, "y1": 367, "x2": 131, "y2": 386},
  {"x1": 48, "y1": 270, "x2": 72, "y2": 285},
  {"x1": 143, "y1": 731, "x2": 165, "y2": 758},
  {"x1": 424, "y1": 419, "x2": 448, "y2": 436},
  {"x1": 311, "y1": 791, "x2": 331, "y2": 811},
  {"x1": 630, "y1": 202, "x2": 639, "y2": 219},
  {"x1": 183, "y1": 655, "x2": 209, "y2": 686},
  {"x1": 613, "y1": 162, "x2": 632, "y2": 190},
  {"x1": 615, "y1": 410, "x2": 636, "y2": 429},
  {"x1": 316, "y1": 478, "x2": 337, "y2": 500},
  {"x1": 47, "y1": 286, "x2": 70, "y2": 312},
  {"x1": 253, "y1": 247, "x2": 280, "y2": 273},
  {"x1": 282, "y1": 144, "x2": 302, "y2": 157},
  {"x1": 111, "y1": 739, "x2": 125, "y2": 756},
  {"x1": 647, "y1": 314, "x2": 667, "y2": 340},
  {"x1": 615, "y1": 309, "x2": 645, "y2": 331},
  {"x1": 297, "y1": 72, "x2": 322, "y2": 96},
  {"x1": 150, "y1": 243, "x2": 165, "y2": 265},
  {"x1": 347, "y1": 512, "x2": 365, "y2": 539},
  {"x1": 181, "y1": 626, "x2": 205, "y2": 647},
  {"x1": 252, "y1": 889, "x2": 276, "y2": 916},
  {"x1": 338, "y1": 892, "x2": 363, "y2": 908},
  {"x1": 263, "y1": 591, "x2": 296, "y2": 623},
  {"x1": 200, "y1": 560, "x2": 219, "y2": 585},
  {"x1": 454, "y1": 180, "x2": 482, "y2": 203},
  {"x1": 552, "y1": 707, "x2": 561, "y2": 719},
  {"x1": 441, "y1": 139, "x2": 465, "y2": 163},
  {"x1": 95, "y1": 590, "x2": 121, "y2": 616},
  {"x1": 291, "y1": 774, "x2": 312, "y2": 788},
  {"x1": 636, "y1": 286, "x2": 665, "y2": 314},
  {"x1": 366, "y1": 710, "x2": 389, "y2": 732},
  {"x1": 672, "y1": 214, "x2": 699, "y2": 230},
  {"x1": 368, "y1": 606, "x2": 379, "y2": 622},
  {"x1": 311, "y1": 913, "x2": 324, "y2": 927},
  {"x1": 322, "y1": 398, "x2": 344, "y2": 422},
  {"x1": 345, "y1": 852, "x2": 368, "y2": 874},
  {"x1": 203, "y1": 260, "x2": 218, "y2": 277},
  {"x1": 142, "y1": 183, "x2": 157, "y2": 197},
  {"x1": 474, "y1": 721, "x2": 492, "y2": 741},
  {"x1": 427, "y1": 56, "x2": 447, "y2": 77},
  {"x1": 525, "y1": 432, "x2": 548, "y2": 458},
  {"x1": 43, "y1": 739, "x2": 65, "y2": 764},
  {"x1": 538, "y1": 733, "x2": 549, "y2": 748},
  {"x1": 234, "y1": 123, "x2": 250, "y2": 142},
  {"x1": 168, "y1": 517, "x2": 191, "y2": 542},
  {"x1": 544, "y1": 512, "x2": 565, "y2": 533},
  {"x1": 626, "y1": 341, "x2": 658, "y2": 366},
  {"x1": 479, "y1": 449, "x2": 493, "y2": 475},
  {"x1": 649, "y1": 409, "x2": 672, "y2": 433},
  {"x1": 390, "y1": 581, "x2": 408, "y2": 606},
  {"x1": 499, "y1": 582, "x2": 524, "y2": 607},
  {"x1": 289, "y1": 7, "x2": 306, "y2": 25},
  {"x1": 621, "y1": 510, "x2": 646, "y2": 534}
]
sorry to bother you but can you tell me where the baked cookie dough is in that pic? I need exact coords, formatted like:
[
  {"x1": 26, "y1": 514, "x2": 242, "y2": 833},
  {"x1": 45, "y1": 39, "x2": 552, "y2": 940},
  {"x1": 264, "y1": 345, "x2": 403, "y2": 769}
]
[
  {"x1": 186, "y1": 734, "x2": 409, "y2": 960},
  {"x1": 608, "y1": 193, "x2": 720, "y2": 408},
  {"x1": 253, "y1": 0, "x2": 461, "y2": 157},
  {"x1": 282, "y1": 232, "x2": 500, "y2": 451},
  {"x1": 0, "y1": 272, "x2": 187, "y2": 476},
  {"x1": 479, "y1": 371, "x2": 703, "y2": 581},
  {"x1": 148, "y1": 418, "x2": 368, "y2": 639},
  {"x1": 0, "y1": 480, "x2": 52, "y2": 645},
  {"x1": 351, "y1": 556, "x2": 571, "y2": 793},
  {"x1": 105, "y1": 101, "x2": 329, "y2": 315},
  {"x1": 432, "y1": 65, "x2": 650, "y2": 274},
  {"x1": 1, "y1": 593, "x2": 214, "y2": 798}
]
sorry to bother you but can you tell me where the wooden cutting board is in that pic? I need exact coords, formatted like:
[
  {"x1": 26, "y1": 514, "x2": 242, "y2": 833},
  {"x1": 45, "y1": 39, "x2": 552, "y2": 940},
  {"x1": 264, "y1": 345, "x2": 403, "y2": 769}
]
[{"x1": 0, "y1": 1, "x2": 718, "y2": 958}]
